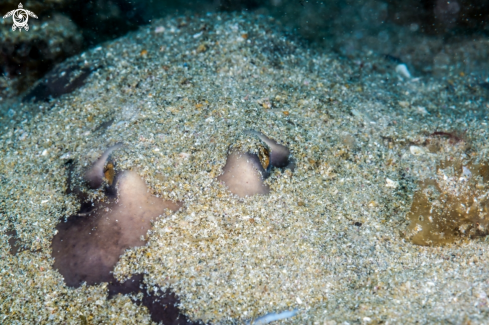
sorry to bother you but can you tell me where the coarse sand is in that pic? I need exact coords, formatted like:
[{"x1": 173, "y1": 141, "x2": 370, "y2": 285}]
[{"x1": 1, "y1": 12, "x2": 489, "y2": 325}]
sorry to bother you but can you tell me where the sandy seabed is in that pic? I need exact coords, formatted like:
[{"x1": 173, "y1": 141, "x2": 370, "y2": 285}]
[{"x1": 1, "y1": 12, "x2": 489, "y2": 325}]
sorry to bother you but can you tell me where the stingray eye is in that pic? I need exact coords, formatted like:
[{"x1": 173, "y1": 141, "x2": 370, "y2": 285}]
[
  {"x1": 246, "y1": 130, "x2": 291, "y2": 169},
  {"x1": 103, "y1": 162, "x2": 115, "y2": 185},
  {"x1": 218, "y1": 130, "x2": 293, "y2": 198},
  {"x1": 258, "y1": 146, "x2": 270, "y2": 170}
]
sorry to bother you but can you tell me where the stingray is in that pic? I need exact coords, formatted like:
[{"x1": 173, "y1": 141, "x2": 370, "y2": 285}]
[
  {"x1": 246, "y1": 130, "x2": 291, "y2": 169},
  {"x1": 51, "y1": 146, "x2": 197, "y2": 324},
  {"x1": 52, "y1": 170, "x2": 181, "y2": 286},
  {"x1": 218, "y1": 131, "x2": 293, "y2": 198},
  {"x1": 108, "y1": 274, "x2": 196, "y2": 325},
  {"x1": 84, "y1": 143, "x2": 123, "y2": 189},
  {"x1": 23, "y1": 62, "x2": 100, "y2": 103},
  {"x1": 6, "y1": 229, "x2": 25, "y2": 255},
  {"x1": 51, "y1": 132, "x2": 291, "y2": 320}
]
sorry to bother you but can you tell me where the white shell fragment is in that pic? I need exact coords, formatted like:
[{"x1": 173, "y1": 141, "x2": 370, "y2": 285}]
[
  {"x1": 417, "y1": 106, "x2": 429, "y2": 115},
  {"x1": 410, "y1": 145, "x2": 427, "y2": 156},
  {"x1": 385, "y1": 178, "x2": 399, "y2": 188},
  {"x1": 154, "y1": 26, "x2": 165, "y2": 33},
  {"x1": 396, "y1": 63, "x2": 411, "y2": 79},
  {"x1": 462, "y1": 166, "x2": 472, "y2": 179}
]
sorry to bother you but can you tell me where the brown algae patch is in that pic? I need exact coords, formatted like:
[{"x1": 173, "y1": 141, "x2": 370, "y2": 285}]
[{"x1": 407, "y1": 159, "x2": 489, "y2": 246}]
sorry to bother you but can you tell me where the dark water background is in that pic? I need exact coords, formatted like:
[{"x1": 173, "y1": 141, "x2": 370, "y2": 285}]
[{"x1": 1, "y1": 0, "x2": 488, "y2": 99}]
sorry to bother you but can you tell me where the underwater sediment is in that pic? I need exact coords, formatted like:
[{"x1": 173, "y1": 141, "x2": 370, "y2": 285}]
[{"x1": 1, "y1": 11, "x2": 489, "y2": 324}]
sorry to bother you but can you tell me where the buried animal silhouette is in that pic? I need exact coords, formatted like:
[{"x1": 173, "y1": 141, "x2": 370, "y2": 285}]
[
  {"x1": 51, "y1": 146, "x2": 196, "y2": 324},
  {"x1": 218, "y1": 130, "x2": 293, "y2": 197},
  {"x1": 51, "y1": 132, "x2": 291, "y2": 322},
  {"x1": 52, "y1": 170, "x2": 181, "y2": 286}
]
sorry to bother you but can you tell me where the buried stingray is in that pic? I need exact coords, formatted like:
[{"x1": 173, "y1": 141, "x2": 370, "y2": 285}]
[
  {"x1": 51, "y1": 146, "x2": 197, "y2": 324},
  {"x1": 52, "y1": 132, "x2": 291, "y2": 322},
  {"x1": 217, "y1": 131, "x2": 300, "y2": 324},
  {"x1": 218, "y1": 130, "x2": 293, "y2": 198}
]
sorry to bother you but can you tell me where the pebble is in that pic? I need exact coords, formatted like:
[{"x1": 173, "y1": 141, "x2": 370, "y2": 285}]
[{"x1": 395, "y1": 63, "x2": 411, "y2": 79}]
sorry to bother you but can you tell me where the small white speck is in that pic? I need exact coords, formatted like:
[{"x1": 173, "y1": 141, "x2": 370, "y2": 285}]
[
  {"x1": 417, "y1": 106, "x2": 429, "y2": 115},
  {"x1": 386, "y1": 178, "x2": 399, "y2": 188}
]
